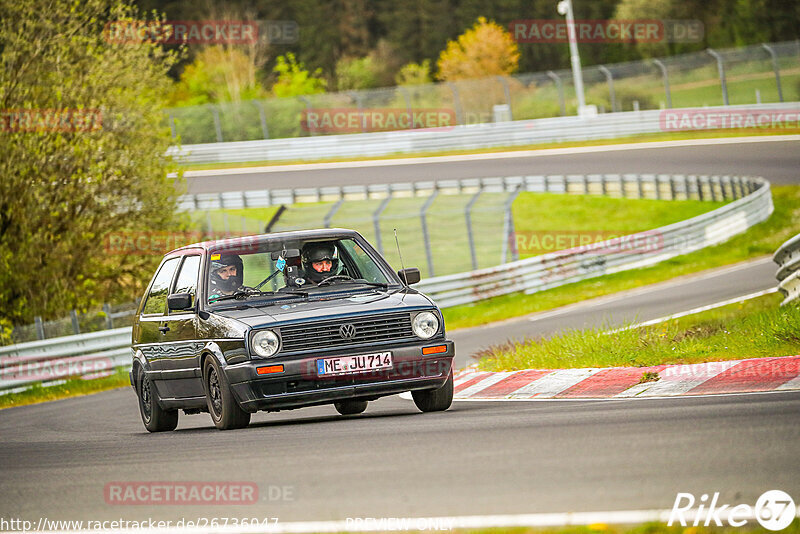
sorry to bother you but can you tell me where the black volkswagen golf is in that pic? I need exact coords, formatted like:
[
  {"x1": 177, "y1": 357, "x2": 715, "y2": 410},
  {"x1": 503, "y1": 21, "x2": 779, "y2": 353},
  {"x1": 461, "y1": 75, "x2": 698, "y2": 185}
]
[{"x1": 130, "y1": 228, "x2": 455, "y2": 431}]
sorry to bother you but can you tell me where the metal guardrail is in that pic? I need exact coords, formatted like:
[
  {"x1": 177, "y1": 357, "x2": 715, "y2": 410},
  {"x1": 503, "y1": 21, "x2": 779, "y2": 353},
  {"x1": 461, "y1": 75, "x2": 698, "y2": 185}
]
[
  {"x1": 0, "y1": 174, "x2": 771, "y2": 392},
  {"x1": 774, "y1": 233, "x2": 800, "y2": 305},
  {"x1": 0, "y1": 327, "x2": 132, "y2": 392},
  {"x1": 416, "y1": 175, "x2": 772, "y2": 307},
  {"x1": 168, "y1": 102, "x2": 800, "y2": 165}
]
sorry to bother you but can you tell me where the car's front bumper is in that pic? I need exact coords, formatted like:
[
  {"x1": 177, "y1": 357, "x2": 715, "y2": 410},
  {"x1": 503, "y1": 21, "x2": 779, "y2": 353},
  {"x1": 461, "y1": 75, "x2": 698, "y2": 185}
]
[{"x1": 225, "y1": 340, "x2": 454, "y2": 412}]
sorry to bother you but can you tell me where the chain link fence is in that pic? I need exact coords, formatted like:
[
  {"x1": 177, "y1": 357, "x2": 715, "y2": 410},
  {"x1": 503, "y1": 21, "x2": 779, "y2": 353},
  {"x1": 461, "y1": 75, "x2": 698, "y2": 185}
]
[{"x1": 166, "y1": 40, "x2": 800, "y2": 144}]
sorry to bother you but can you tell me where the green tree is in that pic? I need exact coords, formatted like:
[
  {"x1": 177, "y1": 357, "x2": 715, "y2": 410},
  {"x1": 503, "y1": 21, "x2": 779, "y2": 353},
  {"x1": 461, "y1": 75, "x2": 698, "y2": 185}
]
[
  {"x1": 395, "y1": 60, "x2": 434, "y2": 86},
  {"x1": 335, "y1": 56, "x2": 379, "y2": 90},
  {"x1": 169, "y1": 46, "x2": 268, "y2": 106},
  {"x1": 0, "y1": 0, "x2": 184, "y2": 324},
  {"x1": 271, "y1": 53, "x2": 327, "y2": 97}
]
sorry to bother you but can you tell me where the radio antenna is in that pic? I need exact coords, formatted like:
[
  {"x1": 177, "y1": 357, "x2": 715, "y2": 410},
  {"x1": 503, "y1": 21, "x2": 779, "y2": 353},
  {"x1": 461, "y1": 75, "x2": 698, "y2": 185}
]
[{"x1": 394, "y1": 228, "x2": 408, "y2": 302}]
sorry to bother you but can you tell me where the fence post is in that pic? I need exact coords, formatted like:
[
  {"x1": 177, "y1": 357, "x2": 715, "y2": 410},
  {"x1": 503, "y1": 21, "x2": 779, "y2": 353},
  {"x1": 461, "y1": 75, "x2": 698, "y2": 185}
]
[
  {"x1": 205, "y1": 211, "x2": 213, "y2": 235},
  {"x1": 34, "y1": 316, "x2": 45, "y2": 340},
  {"x1": 420, "y1": 190, "x2": 439, "y2": 277},
  {"x1": 373, "y1": 195, "x2": 392, "y2": 255},
  {"x1": 168, "y1": 112, "x2": 177, "y2": 139},
  {"x1": 496, "y1": 76, "x2": 513, "y2": 120},
  {"x1": 706, "y1": 49, "x2": 729, "y2": 106},
  {"x1": 70, "y1": 309, "x2": 80, "y2": 335},
  {"x1": 298, "y1": 96, "x2": 316, "y2": 136},
  {"x1": 500, "y1": 186, "x2": 523, "y2": 264},
  {"x1": 103, "y1": 303, "x2": 114, "y2": 330},
  {"x1": 447, "y1": 82, "x2": 464, "y2": 125},
  {"x1": 546, "y1": 71, "x2": 566, "y2": 116},
  {"x1": 349, "y1": 91, "x2": 367, "y2": 133},
  {"x1": 254, "y1": 100, "x2": 270, "y2": 139},
  {"x1": 398, "y1": 86, "x2": 414, "y2": 128},
  {"x1": 652, "y1": 59, "x2": 672, "y2": 108},
  {"x1": 465, "y1": 190, "x2": 483, "y2": 270},
  {"x1": 209, "y1": 104, "x2": 223, "y2": 142},
  {"x1": 324, "y1": 198, "x2": 345, "y2": 228},
  {"x1": 598, "y1": 65, "x2": 617, "y2": 112},
  {"x1": 761, "y1": 43, "x2": 784, "y2": 102}
]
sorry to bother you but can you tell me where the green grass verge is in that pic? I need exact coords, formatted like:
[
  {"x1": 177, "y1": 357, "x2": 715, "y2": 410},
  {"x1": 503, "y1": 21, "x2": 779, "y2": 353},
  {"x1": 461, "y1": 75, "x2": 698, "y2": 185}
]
[
  {"x1": 443, "y1": 185, "x2": 800, "y2": 331},
  {"x1": 0, "y1": 367, "x2": 130, "y2": 410},
  {"x1": 477, "y1": 292, "x2": 800, "y2": 371},
  {"x1": 178, "y1": 129, "x2": 799, "y2": 171}
]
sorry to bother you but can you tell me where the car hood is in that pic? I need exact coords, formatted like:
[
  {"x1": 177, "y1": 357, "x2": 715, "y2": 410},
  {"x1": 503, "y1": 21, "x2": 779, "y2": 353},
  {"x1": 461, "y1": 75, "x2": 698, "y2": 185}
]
[{"x1": 210, "y1": 289, "x2": 435, "y2": 328}]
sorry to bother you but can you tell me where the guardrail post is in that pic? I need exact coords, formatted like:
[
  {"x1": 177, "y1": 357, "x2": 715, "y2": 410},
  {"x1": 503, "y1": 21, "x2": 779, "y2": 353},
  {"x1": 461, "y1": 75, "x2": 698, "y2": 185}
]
[
  {"x1": 34, "y1": 316, "x2": 45, "y2": 340},
  {"x1": 209, "y1": 104, "x2": 223, "y2": 142},
  {"x1": 761, "y1": 43, "x2": 784, "y2": 102},
  {"x1": 103, "y1": 303, "x2": 114, "y2": 330},
  {"x1": 465, "y1": 190, "x2": 483, "y2": 270},
  {"x1": 652, "y1": 59, "x2": 672, "y2": 108},
  {"x1": 323, "y1": 198, "x2": 345, "y2": 228},
  {"x1": 447, "y1": 82, "x2": 464, "y2": 125},
  {"x1": 420, "y1": 191, "x2": 439, "y2": 277},
  {"x1": 598, "y1": 66, "x2": 617, "y2": 112},
  {"x1": 496, "y1": 76, "x2": 513, "y2": 120},
  {"x1": 546, "y1": 71, "x2": 566, "y2": 116},
  {"x1": 254, "y1": 100, "x2": 270, "y2": 139},
  {"x1": 500, "y1": 186, "x2": 523, "y2": 264},
  {"x1": 373, "y1": 195, "x2": 392, "y2": 255},
  {"x1": 706, "y1": 49, "x2": 729, "y2": 106}
]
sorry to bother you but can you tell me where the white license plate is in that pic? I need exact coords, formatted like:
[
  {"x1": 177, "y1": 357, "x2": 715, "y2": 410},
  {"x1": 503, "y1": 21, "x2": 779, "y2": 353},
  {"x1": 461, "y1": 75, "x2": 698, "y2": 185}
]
[{"x1": 316, "y1": 352, "x2": 392, "y2": 376}]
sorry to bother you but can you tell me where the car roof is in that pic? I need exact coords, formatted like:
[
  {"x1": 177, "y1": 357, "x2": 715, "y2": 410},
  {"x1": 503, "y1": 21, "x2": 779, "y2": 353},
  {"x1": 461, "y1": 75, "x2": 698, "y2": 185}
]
[{"x1": 166, "y1": 228, "x2": 362, "y2": 256}]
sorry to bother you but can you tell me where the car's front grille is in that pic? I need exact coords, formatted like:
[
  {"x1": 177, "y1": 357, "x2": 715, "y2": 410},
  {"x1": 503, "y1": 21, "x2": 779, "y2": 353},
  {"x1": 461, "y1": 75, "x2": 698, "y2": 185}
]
[{"x1": 279, "y1": 312, "x2": 416, "y2": 353}]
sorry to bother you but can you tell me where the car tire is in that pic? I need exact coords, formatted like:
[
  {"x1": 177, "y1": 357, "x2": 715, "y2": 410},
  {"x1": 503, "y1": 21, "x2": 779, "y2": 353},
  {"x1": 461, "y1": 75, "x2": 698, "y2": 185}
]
[
  {"x1": 412, "y1": 369, "x2": 453, "y2": 413},
  {"x1": 203, "y1": 358, "x2": 251, "y2": 430},
  {"x1": 136, "y1": 367, "x2": 179, "y2": 432},
  {"x1": 334, "y1": 399, "x2": 368, "y2": 415}
]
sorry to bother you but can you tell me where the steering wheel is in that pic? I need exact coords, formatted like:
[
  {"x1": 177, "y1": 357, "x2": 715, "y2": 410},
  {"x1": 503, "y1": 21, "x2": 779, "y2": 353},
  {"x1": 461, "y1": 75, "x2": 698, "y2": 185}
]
[{"x1": 316, "y1": 275, "x2": 354, "y2": 287}]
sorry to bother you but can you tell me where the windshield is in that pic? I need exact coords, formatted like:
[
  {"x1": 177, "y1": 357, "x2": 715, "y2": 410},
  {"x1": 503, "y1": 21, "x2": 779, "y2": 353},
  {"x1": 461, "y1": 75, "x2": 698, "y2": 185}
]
[{"x1": 206, "y1": 237, "x2": 395, "y2": 304}]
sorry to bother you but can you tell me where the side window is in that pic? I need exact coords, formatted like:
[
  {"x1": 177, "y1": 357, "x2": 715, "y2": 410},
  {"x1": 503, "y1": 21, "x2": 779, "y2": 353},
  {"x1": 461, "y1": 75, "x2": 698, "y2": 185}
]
[
  {"x1": 142, "y1": 258, "x2": 180, "y2": 315},
  {"x1": 173, "y1": 255, "x2": 201, "y2": 298}
]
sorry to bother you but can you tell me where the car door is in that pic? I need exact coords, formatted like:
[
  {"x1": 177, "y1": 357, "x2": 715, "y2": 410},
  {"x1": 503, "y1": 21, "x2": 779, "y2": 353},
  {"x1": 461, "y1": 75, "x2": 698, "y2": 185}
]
[
  {"x1": 160, "y1": 254, "x2": 205, "y2": 399},
  {"x1": 135, "y1": 256, "x2": 181, "y2": 397}
]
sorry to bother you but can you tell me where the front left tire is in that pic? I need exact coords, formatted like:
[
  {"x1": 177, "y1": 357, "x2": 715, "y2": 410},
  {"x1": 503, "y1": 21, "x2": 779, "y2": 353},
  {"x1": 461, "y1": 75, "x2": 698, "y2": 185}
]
[
  {"x1": 412, "y1": 369, "x2": 454, "y2": 413},
  {"x1": 203, "y1": 358, "x2": 251, "y2": 430}
]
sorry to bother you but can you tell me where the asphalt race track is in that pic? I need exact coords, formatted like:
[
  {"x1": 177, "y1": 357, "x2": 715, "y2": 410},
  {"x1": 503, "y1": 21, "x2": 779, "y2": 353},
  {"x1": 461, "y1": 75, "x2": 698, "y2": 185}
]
[
  {"x1": 1, "y1": 137, "x2": 798, "y2": 528},
  {"x1": 182, "y1": 137, "x2": 800, "y2": 193}
]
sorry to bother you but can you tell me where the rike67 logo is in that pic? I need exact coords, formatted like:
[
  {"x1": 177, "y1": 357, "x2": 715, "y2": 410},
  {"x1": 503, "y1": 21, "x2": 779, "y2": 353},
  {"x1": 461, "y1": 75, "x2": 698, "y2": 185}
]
[{"x1": 669, "y1": 490, "x2": 796, "y2": 531}]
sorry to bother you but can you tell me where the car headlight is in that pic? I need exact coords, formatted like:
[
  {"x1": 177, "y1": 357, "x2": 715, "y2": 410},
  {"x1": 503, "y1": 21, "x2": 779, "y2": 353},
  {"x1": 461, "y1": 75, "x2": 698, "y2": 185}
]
[
  {"x1": 251, "y1": 330, "x2": 280, "y2": 358},
  {"x1": 412, "y1": 311, "x2": 439, "y2": 339}
]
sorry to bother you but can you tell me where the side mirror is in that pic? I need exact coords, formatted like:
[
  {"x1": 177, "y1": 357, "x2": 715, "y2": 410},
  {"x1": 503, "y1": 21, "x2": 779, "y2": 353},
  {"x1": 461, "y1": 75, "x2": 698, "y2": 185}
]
[
  {"x1": 167, "y1": 293, "x2": 193, "y2": 311},
  {"x1": 397, "y1": 268, "x2": 421, "y2": 285},
  {"x1": 271, "y1": 248, "x2": 300, "y2": 261}
]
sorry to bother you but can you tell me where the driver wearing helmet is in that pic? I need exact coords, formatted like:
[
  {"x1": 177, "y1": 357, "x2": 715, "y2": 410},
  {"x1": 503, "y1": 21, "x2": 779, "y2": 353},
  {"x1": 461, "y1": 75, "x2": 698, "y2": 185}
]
[
  {"x1": 209, "y1": 254, "x2": 243, "y2": 298},
  {"x1": 301, "y1": 242, "x2": 338, "y2": 285}
]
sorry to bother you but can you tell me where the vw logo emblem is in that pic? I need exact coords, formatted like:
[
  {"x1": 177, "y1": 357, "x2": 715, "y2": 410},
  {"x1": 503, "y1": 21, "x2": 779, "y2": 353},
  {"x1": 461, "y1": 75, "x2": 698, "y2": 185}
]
[{"x1": 339, "y1": 324, "x2": 357, "y2": 339}]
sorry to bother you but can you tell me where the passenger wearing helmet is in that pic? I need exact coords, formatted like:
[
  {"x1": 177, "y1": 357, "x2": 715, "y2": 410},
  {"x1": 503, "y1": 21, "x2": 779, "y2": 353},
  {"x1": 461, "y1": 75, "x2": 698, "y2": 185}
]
[
  {"x1": 301, "y1": 242, "x2": 339, "y2": 285},
  {"x1": 209, "y1": 254, "x2": 243, "y2": 298}
]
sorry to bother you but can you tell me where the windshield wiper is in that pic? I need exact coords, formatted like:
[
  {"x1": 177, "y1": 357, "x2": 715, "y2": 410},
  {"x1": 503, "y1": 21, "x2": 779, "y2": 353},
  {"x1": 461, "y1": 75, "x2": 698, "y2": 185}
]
[{"x1": 209, "y1": 290, "x2": 276, "y2": 303}]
